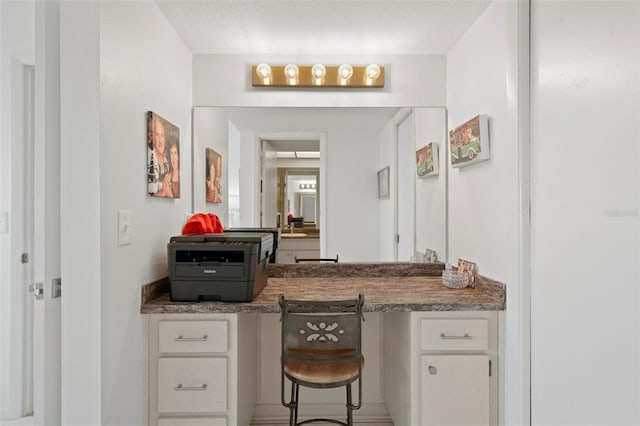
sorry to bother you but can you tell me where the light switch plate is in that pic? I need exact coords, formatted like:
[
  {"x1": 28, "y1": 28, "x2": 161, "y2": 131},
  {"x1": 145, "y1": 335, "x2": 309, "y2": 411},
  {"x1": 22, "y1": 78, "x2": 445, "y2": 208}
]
[{"x1": 117, "y1": 210, "x2": 132, "y2": 246}]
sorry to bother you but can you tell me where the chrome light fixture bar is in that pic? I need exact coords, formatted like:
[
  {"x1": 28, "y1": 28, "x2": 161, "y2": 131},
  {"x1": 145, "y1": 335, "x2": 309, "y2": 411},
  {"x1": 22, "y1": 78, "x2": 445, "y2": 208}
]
[{"x1": 252, "y1": 63, "x2": 384, "y2": 88}]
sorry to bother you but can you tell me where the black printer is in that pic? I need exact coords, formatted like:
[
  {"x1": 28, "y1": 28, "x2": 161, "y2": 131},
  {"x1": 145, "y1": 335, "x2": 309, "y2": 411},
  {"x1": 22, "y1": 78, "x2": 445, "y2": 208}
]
[
  {"x1": 225, "y1": 227, "x2": 281, "y2": 263},
  {"x1": 167, "y1": 232, "x2": 273, "y2": 302}
]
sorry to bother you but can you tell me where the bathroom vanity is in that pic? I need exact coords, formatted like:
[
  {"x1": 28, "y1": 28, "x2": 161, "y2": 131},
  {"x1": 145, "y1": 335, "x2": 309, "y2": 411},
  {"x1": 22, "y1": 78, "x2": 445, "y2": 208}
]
[
  {"x1": 276, "y1": 233, "x2": 321, "y2": 264},
  {"x1": 141, "y1": 263, "x2": 505, "y2": 426}
]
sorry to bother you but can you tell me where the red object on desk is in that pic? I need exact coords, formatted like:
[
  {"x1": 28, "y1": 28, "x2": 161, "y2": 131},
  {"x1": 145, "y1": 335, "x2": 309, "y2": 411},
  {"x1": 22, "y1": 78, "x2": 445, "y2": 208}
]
[{"x1": 182, "y1": 213, "x2": 223, "y2": 235}]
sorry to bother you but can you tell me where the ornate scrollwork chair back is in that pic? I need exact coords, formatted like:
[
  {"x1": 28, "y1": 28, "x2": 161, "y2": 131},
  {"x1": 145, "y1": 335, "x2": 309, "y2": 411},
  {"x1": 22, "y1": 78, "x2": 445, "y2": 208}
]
[{"x1": 278, "y1": 294, "x2": 365, "y2": 426}]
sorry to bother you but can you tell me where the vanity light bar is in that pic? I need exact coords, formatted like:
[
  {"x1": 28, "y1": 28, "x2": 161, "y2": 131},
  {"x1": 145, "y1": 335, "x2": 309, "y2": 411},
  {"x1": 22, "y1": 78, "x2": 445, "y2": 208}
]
[{"x1": 252, "y1": 63, "x2": 384, "y2": 88}]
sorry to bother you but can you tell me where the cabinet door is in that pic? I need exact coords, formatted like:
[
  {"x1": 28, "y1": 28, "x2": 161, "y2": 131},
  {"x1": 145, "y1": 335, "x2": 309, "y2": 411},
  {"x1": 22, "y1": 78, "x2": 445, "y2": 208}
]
[{"x1": 420, "y1": 355, "x2": 489, "y2": 426}]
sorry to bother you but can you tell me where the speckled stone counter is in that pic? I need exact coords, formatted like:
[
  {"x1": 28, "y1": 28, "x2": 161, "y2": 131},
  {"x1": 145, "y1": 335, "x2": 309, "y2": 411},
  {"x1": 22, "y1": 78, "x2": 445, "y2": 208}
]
[{"x1": 140, "y1": 262, "x2": 505, "y2": 314}]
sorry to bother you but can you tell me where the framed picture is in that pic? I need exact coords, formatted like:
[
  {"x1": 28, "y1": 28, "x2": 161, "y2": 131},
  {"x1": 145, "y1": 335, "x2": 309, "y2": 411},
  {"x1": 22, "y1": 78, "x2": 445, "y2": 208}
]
[
  {"x1": 449, "y1": 114, "x2": 490, "y2": 168},
  {"x1": 457, "y1": 258, "x2": 477, "y2": 288},
  {"x1": 377, "y1": 166, "x2": 390, "y2": 200},
  {"x1": 147, "y1": 111, "x2": 180, "y2": 198},
  {"x1": 206, "y1": 147, "x2": 222, "y2": 204},
  {"x1": 416, "y1": 142, "x2": 439, "y2": 178}
]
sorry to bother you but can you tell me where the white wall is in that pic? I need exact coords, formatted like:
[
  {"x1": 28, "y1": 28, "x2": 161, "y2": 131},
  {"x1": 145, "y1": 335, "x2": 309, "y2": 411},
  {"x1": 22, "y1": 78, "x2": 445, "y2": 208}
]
[
  {"x1": 414, "y1": 108, "x2": 448, "y2": 261},
  {"x1": 60, "y1": 2, "x2": 101, "y2": 424},
  {"x1": 99, "y1": 2, "x2": 192, "y2": 425},
  {"x1": 446, "y1": 1, "x2": 523, "y2": 425},
  {"x1": 530, "y1": 1, "x2": 639, "y2": 424},
  {"x1": 192, "y1": 108, "x2": 228, "y2": 221}
]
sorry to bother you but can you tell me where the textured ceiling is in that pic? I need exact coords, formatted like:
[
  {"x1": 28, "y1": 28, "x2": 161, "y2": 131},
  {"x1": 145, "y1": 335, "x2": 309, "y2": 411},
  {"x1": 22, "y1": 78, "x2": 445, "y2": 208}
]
[{"x1": 155, "y1": 0, "x2": 491, "y2": 55}]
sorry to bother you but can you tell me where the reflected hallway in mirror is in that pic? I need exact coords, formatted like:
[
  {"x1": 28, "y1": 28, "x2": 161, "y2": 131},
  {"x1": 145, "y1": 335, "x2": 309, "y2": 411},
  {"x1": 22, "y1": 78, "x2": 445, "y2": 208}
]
[{"x1": 192, "y1": 107, "x2": 447, "y2": 263}]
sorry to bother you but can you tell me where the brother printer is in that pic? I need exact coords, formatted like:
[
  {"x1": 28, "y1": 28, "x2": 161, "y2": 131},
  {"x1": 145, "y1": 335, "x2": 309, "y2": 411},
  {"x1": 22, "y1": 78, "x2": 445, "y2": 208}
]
[
  {"x1": 167, "y1": 232, "x2": 274, "y2": 302},
  {"x1": 224, "y1": 227, "x2": 281, "y2": 263}
]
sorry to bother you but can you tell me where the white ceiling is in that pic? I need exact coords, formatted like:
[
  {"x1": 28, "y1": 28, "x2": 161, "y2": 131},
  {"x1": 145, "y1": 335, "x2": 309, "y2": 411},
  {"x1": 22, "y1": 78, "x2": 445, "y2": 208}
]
[{"x1": 155, "y1": 0, "x2": 491, "y2": 56}]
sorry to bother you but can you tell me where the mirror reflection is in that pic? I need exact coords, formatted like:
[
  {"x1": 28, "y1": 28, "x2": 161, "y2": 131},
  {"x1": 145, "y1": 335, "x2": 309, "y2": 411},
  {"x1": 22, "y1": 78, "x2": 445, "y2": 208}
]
[
  {"x1": 192, "y1": 107, "x2": 447, "y2": 263},
  {"x1": 280, "y1": 169, "x2": 319, "y2": 228}
]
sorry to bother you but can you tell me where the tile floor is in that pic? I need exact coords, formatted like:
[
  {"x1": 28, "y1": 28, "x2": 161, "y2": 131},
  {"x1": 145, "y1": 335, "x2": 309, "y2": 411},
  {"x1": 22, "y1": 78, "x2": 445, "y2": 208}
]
[{"x1": 1, "y1": 416, "x2": 392, "y2": 426}]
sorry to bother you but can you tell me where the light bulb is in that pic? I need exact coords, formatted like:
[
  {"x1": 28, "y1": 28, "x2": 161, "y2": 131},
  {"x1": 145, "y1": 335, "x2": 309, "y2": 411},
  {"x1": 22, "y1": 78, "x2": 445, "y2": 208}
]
[
  {"x1": 256, "y1": 63, "x2": 271, "y2": 79},
  {"x1": 311, "y1": 64, "x2": 326, "y2": 79},
  {"x1": 284, "y1": 64, "x2": 299, "y2": 79},
  {"x1": 366, "y1": 64, "x2": 381, "y2": 80},
  {"x1": 338, "y1": 64, "x2": 353, "y2": 80}
]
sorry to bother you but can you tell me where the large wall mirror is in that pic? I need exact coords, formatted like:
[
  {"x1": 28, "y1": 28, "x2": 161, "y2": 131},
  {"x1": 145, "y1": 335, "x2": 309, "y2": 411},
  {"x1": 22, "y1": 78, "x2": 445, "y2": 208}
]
[{"x1": 192, "y1": 107, "x2": 447, "y2": 263}]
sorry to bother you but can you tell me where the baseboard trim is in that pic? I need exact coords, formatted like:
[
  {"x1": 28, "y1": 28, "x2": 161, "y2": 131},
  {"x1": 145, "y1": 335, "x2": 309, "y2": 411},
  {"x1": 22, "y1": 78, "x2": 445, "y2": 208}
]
[{"x1": 252, "y1": 402, "x2": 391, "y2": 424}]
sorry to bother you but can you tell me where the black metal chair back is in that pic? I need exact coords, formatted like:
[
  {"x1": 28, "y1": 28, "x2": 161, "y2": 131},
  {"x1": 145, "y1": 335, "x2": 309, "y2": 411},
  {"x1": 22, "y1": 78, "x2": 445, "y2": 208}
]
[{"x1": 278, "y1": 294, "x2": 364, "y2": 426}]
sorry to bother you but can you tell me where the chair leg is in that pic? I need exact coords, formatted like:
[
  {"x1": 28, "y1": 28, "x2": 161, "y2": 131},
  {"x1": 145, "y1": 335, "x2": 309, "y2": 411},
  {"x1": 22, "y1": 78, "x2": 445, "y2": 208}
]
[
  {"x1": 346, "y1": 384, "x2": 353, "y2": 426},
  {"x1": 294, "y1": 383, "x2": 300, "y2": 426},
  {"x1": 289, "y1": 382, "x2": 297, "y2": 426}
]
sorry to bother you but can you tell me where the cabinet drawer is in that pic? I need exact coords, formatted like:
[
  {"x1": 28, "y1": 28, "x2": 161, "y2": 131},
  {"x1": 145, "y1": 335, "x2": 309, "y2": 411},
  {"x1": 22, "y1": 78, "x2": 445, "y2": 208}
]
[
  {"x1": 159, "y1": 321, "x2": 228, "y2": 353},
  {"x1": 420, "y1": 319, "x2": 488, "y2": 351},
  {"x1": 279, "y1": 238, "x2": 319, "y2": 250},
  {"x1": 158, "y1": 358, "x2": 227, "y2": 413},
  {"x1": 157, "y1": 417, "x2": 226, "y2": 426}
]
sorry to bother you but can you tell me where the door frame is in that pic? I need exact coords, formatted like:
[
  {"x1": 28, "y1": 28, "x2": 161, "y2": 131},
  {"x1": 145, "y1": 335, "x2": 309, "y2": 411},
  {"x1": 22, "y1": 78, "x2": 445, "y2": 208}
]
[
  {"x1": 255, "y1": 132, "x2": 326, "y2": 254},
  {"x1": 393, "y1": 109, "x2": 415, "y2": 261}
]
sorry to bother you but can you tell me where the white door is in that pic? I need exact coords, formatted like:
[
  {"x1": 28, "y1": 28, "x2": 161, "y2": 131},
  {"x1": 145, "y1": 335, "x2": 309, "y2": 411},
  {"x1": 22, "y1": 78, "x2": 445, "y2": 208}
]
[
  {"x1": 260, "y1": 140, "x2": 278, "y2": 227},
  {"x1": 395, "y1": 111, "x2": 415, "y2": 261},
  {"x1": 1, "y1": 49, "x2": 60, "y2": 424}
]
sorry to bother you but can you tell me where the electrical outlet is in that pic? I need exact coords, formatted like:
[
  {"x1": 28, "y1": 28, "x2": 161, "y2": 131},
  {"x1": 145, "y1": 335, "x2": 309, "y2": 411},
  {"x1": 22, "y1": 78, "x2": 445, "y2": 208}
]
[{"x1": 117, "y1": 210, "x2": 132, "y2": 246}]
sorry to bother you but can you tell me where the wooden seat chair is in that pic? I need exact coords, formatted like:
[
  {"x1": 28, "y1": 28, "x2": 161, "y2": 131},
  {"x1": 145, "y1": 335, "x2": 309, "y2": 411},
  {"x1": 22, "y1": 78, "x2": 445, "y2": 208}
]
[{"x1": 278, "y1": 294, "x2": 365, "y2": 426}]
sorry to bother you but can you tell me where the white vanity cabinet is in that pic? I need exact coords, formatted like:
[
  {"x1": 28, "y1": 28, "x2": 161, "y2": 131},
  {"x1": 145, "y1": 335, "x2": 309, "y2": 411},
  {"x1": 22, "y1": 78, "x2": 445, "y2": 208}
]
[
  {"x1": 276, "y1": 237, "x2": 320, "y2": 263},
  {"x1": 384, "y1": 311, "x2": 498, "y2": 426},
  {"x1": 145, "y1": 313, "x2": 258, "y2": 426}
]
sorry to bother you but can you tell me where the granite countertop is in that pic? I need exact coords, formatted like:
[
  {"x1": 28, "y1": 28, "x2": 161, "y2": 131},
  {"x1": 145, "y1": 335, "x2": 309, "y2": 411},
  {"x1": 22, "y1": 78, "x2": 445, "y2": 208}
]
[{"x1": 141, "y1": 263, "x2": 505, "y2": 314}]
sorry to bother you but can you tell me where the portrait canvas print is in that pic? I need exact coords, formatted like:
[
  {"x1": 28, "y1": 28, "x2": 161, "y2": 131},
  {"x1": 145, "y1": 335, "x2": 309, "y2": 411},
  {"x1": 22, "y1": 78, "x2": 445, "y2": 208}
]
[
  {"x1": 449, "y1": 114, "x2": 490, "y2": 168},
  {"x1": 206, "y1": 147, "x2": 222, "y2": 204},
  {"x1": 147, "y1": 111, "x2": 180, "y2": 198},
  {"x1": 416, "y1": 142, "x2": 439, "y2": 178}
]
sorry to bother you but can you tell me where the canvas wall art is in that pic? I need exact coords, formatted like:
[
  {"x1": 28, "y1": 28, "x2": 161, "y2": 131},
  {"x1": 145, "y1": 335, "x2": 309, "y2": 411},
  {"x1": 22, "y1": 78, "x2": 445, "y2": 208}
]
[
  {"x1": 206, "y1": 147, "x2": 222, "y2": 204},
  {"x1": 416, "y1": 142, "x2": 439, "y2": 178},
  {"x1": 449, "y1": 114, "x2": 490, "y2": 168},
  {"x1": 147, "y1": 111, "x2": 180, "y2": 198}
]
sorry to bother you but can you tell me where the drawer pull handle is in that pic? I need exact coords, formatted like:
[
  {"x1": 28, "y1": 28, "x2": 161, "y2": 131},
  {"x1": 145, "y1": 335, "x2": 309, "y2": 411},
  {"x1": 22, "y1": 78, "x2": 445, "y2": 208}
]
[
  {"x1": 175, "y1": 334, "x2": 208, "y2": 342},
  {"x1": 175, "y1": 383, "x2": 208, "y2": 391},
  {"x1": 428, "y1": 365, "x2": 437, "y2": 375},
  {"x1": 440, "y1": 332, "x2": 472, "y2": 340}
]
